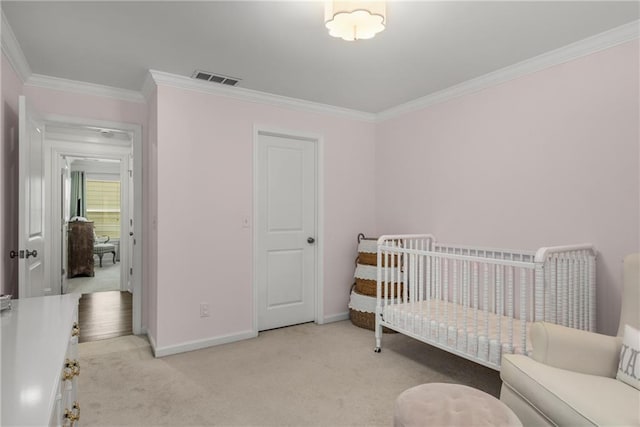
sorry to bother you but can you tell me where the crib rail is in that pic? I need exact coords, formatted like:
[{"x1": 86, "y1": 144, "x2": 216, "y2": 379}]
[
  {"x1": 374, "y1": 234, "x2": 596, "y2": 370},
  {"x1": 534, "y1": 244, "x2": 596, "y2": 331},
  {"x1": 435, "y1": 243, "x2": 536, "y2": 264}
]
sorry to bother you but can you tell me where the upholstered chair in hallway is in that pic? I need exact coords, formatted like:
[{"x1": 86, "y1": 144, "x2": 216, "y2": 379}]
[{"x1": 93, "y1": 232, "x2": 117, "y2": 267}]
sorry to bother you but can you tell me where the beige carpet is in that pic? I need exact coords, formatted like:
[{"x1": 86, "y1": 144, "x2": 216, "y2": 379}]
[
  {"x1": 79, "y1": 321, "x2": 502, "y2": 426},
  {"x1": 67, "y1": 258, "x2": 121, "y2": 294}
]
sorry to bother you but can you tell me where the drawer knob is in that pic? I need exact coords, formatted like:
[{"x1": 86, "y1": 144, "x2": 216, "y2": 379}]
[
  {"x1": 62, "y1": 359, "x2": 80, "y2": 380},
  {"x1": 71, "y1": 322, "x2": 80, "y2": 337},
  {"x1": 64, "y1": 401, "x2": 80, "y2": 425}
]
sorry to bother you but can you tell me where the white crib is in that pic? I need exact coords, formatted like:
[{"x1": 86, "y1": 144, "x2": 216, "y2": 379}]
[{"x1": 374, "y1": 234, "x2": 596, "y2": 370}]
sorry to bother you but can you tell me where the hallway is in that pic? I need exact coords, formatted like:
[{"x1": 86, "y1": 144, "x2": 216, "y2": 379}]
[{"x1": 78, "y1": 291, "x2": 132, "y2": 343}]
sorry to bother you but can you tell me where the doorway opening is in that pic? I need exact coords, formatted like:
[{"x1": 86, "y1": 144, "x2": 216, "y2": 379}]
[
  {"x1": 64, "y1": 156, "x2": 122, "y2": 295},
  {"x1": 43, "y1": 118, "x2": 143, "y2": 338}
]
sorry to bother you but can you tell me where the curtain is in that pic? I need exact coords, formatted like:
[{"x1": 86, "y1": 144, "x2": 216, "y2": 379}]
[{"x1": 70, "y1": 171, "x2": 86, "y2": 218}]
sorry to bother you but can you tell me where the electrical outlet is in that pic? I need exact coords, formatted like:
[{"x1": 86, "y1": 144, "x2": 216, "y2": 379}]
[{"x1": 200, "y1": 302, "x2": 210, "y2": 318}]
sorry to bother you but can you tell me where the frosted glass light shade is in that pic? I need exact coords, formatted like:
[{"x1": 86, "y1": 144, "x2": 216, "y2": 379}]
[{"x1": 325, "y1": 1, "x2": 386, "y2": 41}]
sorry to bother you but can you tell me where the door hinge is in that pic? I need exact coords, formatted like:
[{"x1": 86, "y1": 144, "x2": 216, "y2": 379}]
[
  {"x1": 129, "y1": 170, "x2": 133, "y2": 177},
  {"x1": 130, "y1": 267, "x2": 133, "y2": 275}
]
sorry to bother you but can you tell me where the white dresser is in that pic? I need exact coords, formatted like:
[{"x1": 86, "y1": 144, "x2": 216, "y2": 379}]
[{"x1": 1, "y1": 294, "x2": 81, "y2": 426}]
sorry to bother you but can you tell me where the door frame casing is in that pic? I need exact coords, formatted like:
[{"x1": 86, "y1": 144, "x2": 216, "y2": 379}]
[
  {"x1": 252, "y1": 125, "x2": 324, "y2": 334},
  {"x1": 43, "y1": 114, "x2": 143, "y2": 335}
]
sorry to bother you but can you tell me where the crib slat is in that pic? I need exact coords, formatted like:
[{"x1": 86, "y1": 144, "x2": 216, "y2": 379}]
[
  {"x1": 453, "y1": 259, "x2": 458, "y2": 342},
  {"x1": 427, "y1": 254, "x2": 432, "y2": 338},
  {"x1": 520, "y1": 268, "x2": 527, "y2": 354},
  {"x1": 418, "y1": 246, "x2": 424, "y2": 306},
  {"x1": 589, "y1": 255, "x2": 596, "y2": 331},
  {"x1": 463, "y1": 261, "x2": 469, "y2": 350},
  {"x1": 483, "y1": 264, "x2": 490, "y2": 361},
  {"x1": 472, "y1": 262, "x2": 479, "y2": 355},
  {"x1": 562, "y1": 257, "x2": 568, "y2": 326},
  {"x1": 580, "y1": 256, "x2": 586, "y2": 330},
  {"x1": 534, "y1": 263, "x2": 544, "y2": 322},
  {"x1": 507, "y1": 266, "x2": 514, "y2": 354},
  {"x1": 549, "y1": 256, "x2": 557, "y2": 324},
  {"x1": 497, "y1": 265, "x2": 502, "y2": 351}
]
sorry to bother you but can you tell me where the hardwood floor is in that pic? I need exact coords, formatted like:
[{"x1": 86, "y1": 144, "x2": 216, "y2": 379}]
[{"x1": 78, "y1": 291, "x2": 132, "y2": 343}]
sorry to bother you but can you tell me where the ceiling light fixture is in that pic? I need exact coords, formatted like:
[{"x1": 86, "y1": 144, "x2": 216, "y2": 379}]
[{"x1": 325, "y1": 1, "x2": 386, "y2": 41}]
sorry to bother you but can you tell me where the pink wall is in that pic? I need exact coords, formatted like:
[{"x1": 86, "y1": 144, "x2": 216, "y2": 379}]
[
  {"x1": 154, "y1": 84, "x2": 376, "y2": 348},
  {"x1": 1, "y1": 53, "x2": 23, "y2": 297},
  {"x1": 23, "y1": 86, "x2": 147, "y2": 129},
  {"x1": 375, "y1": 40, "x2": 640, "y2": 335}
]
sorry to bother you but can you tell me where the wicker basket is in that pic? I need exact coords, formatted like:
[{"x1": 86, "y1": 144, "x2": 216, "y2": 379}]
[
  {"x1": 357, "y1": 252, "x2": 400, "y2": 267},
  {"x1": 357, "y1": 238, "x2": 399, "y2": 267},
  {"x1": 357, "y1": 252, "x2": 377, "y2": 266},
  {"x1": 349, "y1": 308, "x2": 396, "y2": 333},
  {"x1": 355, "y1": 277, "x2": 405, "y2": 298},
  {"x1": 351, "y1": 235, "x2": 399, "y2": 334}
]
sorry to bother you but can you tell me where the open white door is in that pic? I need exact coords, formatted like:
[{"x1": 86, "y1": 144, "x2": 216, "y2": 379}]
[{"x1": 17, "y1": 96, "x2": 47, "y2": 298}]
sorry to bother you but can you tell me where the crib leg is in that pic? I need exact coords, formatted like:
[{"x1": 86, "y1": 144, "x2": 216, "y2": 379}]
[{"x1": 374, "y1": 312, "x2": 382, "y2": 353}]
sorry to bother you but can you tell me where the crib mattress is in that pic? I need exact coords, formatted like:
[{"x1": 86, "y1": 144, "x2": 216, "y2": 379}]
[{"x1": 382, "y1": 299, "x2": 532, "y2": 366}]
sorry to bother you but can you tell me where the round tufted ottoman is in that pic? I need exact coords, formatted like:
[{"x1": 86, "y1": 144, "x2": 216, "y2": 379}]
[{"x1": 394, "y1": 383, "x2": 522, "y2": 427}]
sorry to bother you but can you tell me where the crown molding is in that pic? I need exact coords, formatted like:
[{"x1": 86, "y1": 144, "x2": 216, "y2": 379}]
[
  {"x1": 25, "y1": 73, "x2": 146, "y2": 103},
  {"x1": 149, "y1": 70, "x2": 377, "y2": 123},
  {"x1": 141, "y1": 71, "x2": 157, "y2": 102},
  {"x1": 378, "y1": 19, "x2": 640, "y2": 122},
  {"x1": 1, "y1": 11, "x2": 31, "y2": 83}
]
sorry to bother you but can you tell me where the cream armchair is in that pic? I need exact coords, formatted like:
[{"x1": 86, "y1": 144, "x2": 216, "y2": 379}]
[
  {"x1": 500, "y1": 254, "x2": 640, "y2": 426},
  {"x1": 93, "y1": 232, "x2": 117, "y2": 267}
]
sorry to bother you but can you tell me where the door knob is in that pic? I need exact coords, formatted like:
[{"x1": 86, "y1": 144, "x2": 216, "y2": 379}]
[
  {"x1": 307, "y1": 237, "x2": 315, "y2": 244},
  {"x1": 129, "y1": 232, "x2": 134, "y2": 236},
  {"x1": 9, "y1": 250, "x2": 37, "y2": 259}
]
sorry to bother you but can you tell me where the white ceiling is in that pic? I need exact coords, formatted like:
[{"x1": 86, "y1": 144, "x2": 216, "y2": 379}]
[{"x1": 2, "y1": 1, "x2": 638, "y2": 113}]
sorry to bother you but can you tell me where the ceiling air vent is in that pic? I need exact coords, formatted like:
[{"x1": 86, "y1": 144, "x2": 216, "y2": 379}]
[{"x1": 192, "y1": 70, "x2": 241, "y2": 87}]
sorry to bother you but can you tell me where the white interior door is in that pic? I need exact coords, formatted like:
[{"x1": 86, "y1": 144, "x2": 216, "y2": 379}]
[
  {"x1": 18, "y1": 96, "x2": 47, "y2": 298},
  {"x1": 256, "y1": 132, "x2": 317, "y2": 331}
]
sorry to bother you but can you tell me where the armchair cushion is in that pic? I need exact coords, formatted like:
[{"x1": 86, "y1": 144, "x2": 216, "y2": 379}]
[
  {"x1": 531, "y1": 322, "x2": 622, "y2": 377},
  {"x1": 617, "y1": 324, "x2": 640, "y2": 390},
  {"x1": 94, "y1": 233, "x2": 110, "y2": 244},
  {"x1": 502, "y1": 354, "x2": 640, "y2": 426}
]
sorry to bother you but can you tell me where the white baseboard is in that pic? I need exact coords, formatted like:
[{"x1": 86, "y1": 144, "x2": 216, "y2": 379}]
[
  {"x1": 152, "y1": 330, "x2": 258, "y2": 358},
  {"x1": 323, "y1": 311, "x2": 349, "y2": 324},
  {"x1": 146, "y1": 330, "x2": 157, "y2": 355}
]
